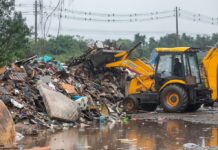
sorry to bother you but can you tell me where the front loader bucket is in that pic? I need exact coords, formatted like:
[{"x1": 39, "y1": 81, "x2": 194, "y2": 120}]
[
  {"x1": 0, "y1": 100, "x2": 15, "y2": 146},
  {"x1": 90, "y1": 49, "x2": 124, "y2": 68}
]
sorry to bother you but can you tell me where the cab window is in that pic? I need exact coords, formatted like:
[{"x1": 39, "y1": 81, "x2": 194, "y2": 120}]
[{"x1": 187, "y1": 53, "x2": 201, "y2": 83}]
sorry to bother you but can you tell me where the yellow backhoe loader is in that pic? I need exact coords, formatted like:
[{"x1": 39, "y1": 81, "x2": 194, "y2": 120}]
[{"x1": 103, "y1": 42, "x2": 218, "y2": 113}]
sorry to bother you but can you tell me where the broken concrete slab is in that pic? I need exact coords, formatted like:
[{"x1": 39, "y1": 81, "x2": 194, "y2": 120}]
[
  {"x1": 37, "y1": 80, "x2": 80, "y2": 122},
  {"x1": 0, "y1": 100, "x2": 16, "y2": 145}
]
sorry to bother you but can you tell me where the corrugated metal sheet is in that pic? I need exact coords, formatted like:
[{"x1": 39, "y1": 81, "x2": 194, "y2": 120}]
[{"x1": 9, "y1": 73, "x2": 27, "y2": 82}]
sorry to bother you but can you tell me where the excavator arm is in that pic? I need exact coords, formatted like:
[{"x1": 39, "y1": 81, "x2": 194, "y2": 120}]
[
  {"x1": 105, "y1": 42, "x2": 156, "y2": 94},
  {"x1": 202, "y1": 44, "x2": 218, "y2": 101}
]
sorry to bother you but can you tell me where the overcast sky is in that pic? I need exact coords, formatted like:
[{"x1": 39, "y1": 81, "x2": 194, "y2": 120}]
[{"x1": 15, "y1": 0, "x2": 218, "y2": 40}]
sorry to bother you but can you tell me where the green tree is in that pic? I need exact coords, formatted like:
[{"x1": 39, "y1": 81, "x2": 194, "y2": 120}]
[
  {"x1": 36, "y1": 35, "x2": 87, "y2": 61},
  {"x1": 0, "y1": 0, "x2": 30, "y2": 66},
  {"x1": 148, "y1": 37, "x2": 158, "y2": 52}
]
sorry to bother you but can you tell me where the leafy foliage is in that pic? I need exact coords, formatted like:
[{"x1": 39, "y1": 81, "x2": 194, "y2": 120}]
[
  {"x1": 36, "y1": 35, "x2": 87, "y2": 61},
  {"x1": 0, "y1": 0, "x2": 30, "y2": 66}
]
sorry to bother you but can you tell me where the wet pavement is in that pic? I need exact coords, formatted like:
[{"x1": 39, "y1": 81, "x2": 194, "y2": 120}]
[{"x1": 18, "y1": 119, "x2": 218, "y2": 150}]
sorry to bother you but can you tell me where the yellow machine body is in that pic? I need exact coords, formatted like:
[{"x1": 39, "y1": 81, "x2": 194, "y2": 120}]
[
  {"x1": 202, "y1": 47, "x2": 218, "y2": 101},
  {"x1": 105, "y1": 43, "x2": 218, "y2": 113},
  {"x1": 106, "y1": 51, "x2": 155, "y2": 94},
  {"x1": 107, "y1": 46, "x2": 218, "y2": 98}
]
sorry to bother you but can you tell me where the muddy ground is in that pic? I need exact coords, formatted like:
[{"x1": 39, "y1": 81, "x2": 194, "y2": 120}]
[{"x1": 129, "y1": 107, "x2": 218, "y2": 125}]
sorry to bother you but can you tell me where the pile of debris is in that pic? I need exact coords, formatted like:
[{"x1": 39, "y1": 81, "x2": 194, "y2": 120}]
[{"x1": 0, "y1": 44, "x2": 126, "y2": 136}]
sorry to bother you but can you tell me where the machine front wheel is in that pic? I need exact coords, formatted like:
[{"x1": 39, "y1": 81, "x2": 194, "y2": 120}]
[{"x1": 123, "y1": 96, "x2": 138, "y2": 113}]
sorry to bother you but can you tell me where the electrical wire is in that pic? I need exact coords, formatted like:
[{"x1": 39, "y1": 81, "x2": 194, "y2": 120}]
[
  {"x1": 44, "y1": 5, "x2": 174, "y2": 18},
  {"x1": 43, "y1": 0, "x2": 61, "y2": 38},
  {"x1": 16, "y1": 4, "x2": 174, "y2": 18},
  {"x1": 57, "y1": 0, "x2": 64, "y2": 36},
  {"x1": 15, "y1": 3, "x2": 218, "y2": 39}
]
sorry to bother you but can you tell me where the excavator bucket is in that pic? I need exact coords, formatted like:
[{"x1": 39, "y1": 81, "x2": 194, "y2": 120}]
[
  {"x1": 68, "y1": 42, "x2": 142, "y2": 68},
  {"x1": 68, "y1": 49, "x2": 124, "y2": 68},
  {"x1": 0, "y1": 100, "x2": 15, "y2": 146},
  {"x1": 89, "y1": 42, "x2": 141, "y2": 68},
  {"x1": 89, "y1": 49, "x2": 124, "y2": 67}
]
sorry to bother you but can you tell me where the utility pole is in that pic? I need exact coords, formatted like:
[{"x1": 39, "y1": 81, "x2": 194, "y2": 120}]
[
  {"x1": 34, "y1": 0, "x2": 38, "y2": 44},
  {"x1": 175, "y1": 6, "x2": 179, "y2": 46}
]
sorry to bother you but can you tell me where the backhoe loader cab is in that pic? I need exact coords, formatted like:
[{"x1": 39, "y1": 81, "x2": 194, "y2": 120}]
[
  {"x1": 152, "y1": 47, "x2": 212, "y2": 112},
  {"x1": 155, "y1": 47, "x2": 201, "y2": 87}
]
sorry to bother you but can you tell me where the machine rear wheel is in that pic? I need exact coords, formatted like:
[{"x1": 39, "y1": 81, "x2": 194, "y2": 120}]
[
  {"x1": 123, "y1": 96, "x2": 138, "y2": 113},
  {"x1": 161, "y1": 84, "x2": 188, "y2": 113}
]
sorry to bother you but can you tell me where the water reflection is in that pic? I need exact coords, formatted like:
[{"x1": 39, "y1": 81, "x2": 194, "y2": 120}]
[{"x1": 18, "y1": 120, "x2": 218, "y2": 150}]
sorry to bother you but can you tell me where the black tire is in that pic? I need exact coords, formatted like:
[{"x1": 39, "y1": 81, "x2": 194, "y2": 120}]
[
  {"x1": 123, "y1": 96, "x2": 138, "y2": 113},
  {"x1": 161, "y1": 84, "x2": 188, "y2": 113},
  {"x1": 141, "y1": 104, "x2": 157, "y2": 112},
  {"x1": 186, "y1": 104, "x2": 201, "y2": 112}
]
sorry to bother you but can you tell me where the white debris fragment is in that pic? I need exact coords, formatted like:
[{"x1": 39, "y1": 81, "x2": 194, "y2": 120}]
[{"x1": 10, "y1": 99, "x2": 23, "y2": 109}]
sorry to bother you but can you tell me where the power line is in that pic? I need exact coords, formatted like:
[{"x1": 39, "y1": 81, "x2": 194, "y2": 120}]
[
  {"x1": 57, "y1": 0, "x2": 64, "y2": 36},
  {"x1": 180, "y1": 9, "x2": 218, "y2": 25},
  {"x1": 19, "y1": 10, "x2": 174, "y2": 23},
  {"x1": 43, "y1": 0, "x2": 61, "y2": 38},
  {"x1": 44, "y1": 5, "x2": 174, "y2": 18},
  {"x1": 50, "y1": 13, "x2": 174, "y2": 22},
  {"x1": 15, "y1": 3, "x2": 218, "y2": 40},
  {"x1": 16, "y1": 3, "x2": 174, "y2": 18},
  {"x1": 17, "y1": 4, "x2": 218, "y2": 26}
]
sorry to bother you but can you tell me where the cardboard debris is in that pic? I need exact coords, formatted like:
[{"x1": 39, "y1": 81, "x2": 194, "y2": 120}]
[
  {"x1": 0, "y1": 66, "x2": 6, "y2": 75},
  {"x1": 37, "y1": 81, "x2": 80, "y2": 121},
  {"x1": 59, "y1": 83, "x2": 77, "y2": 95},
  {"x1": 11, "y1": 64, "x2": 24, "y2": 72}
]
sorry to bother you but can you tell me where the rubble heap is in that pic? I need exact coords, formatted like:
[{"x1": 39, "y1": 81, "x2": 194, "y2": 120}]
[{"x1": 0, "y1": 45, "x2": 126, "y2": 135}]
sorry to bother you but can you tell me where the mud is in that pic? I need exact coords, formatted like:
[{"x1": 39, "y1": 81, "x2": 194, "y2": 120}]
[
  {"x1": 18, "y1": 116, "x2": 218, "y2": 150},
  {"x1": 130, "y1": 107, "x2": 218, "y2": 125}
]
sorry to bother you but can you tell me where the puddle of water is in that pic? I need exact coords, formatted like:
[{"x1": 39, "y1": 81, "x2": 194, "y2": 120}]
[{"x1": 17, "y1": 120, "x2": 218, "y2": 150}]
